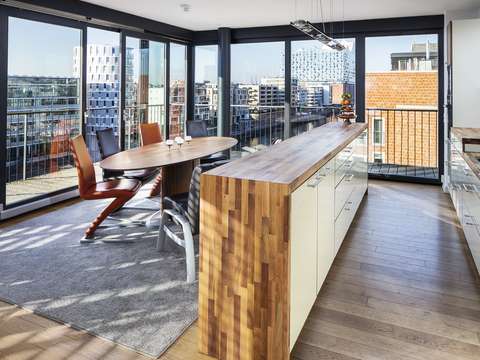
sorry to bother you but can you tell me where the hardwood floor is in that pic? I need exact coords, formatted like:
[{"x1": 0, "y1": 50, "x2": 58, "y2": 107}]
[
  {"x1": 1, "y1": 180, "x2": 480, "y2": 359},
  {"x1": 292, "y1": 180, "x2": 480, "y2": 360}
]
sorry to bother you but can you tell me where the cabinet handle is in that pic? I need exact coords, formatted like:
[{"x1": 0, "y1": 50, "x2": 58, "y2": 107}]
[
  {"x1": 345, "y1": 174, "x2": 355, "y2": 182},
  {"x1": 448, "y1": 183, "x2": 461, "y2": 191},
  {"x1": 464, "y1": 214, "x2": 478, "y2": 226},
  {"x1": 307, "y1": 178, "x2": 322, "y2": 188},
  {"x1": 462, "y1": 183, "x2": 479, "y2": 193}
]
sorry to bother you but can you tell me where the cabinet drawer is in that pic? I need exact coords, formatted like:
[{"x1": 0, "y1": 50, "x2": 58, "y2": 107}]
[
  {"x1": 334, "y1": 203, "x2": 350, "y2": 255},
  {"x1": 335, "y1": 173, "x2": 355, "y2": 219},
  {"x1": 335, "y1": 157, "x2": 354, "y2": 186},
  {"x1": 461, "y1": 218, "x2": 480, "y2": 272},
  {"x1": 335, "y1": 145, "x2": 354, "y2": 170}
]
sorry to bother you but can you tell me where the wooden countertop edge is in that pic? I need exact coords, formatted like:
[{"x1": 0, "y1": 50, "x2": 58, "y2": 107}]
[
  {"x1": 287, "y1": 123, "x2": 367, "y2": 192},
  {"x1": 203, "y1": 122, "x2": 367, "y2": 194}
]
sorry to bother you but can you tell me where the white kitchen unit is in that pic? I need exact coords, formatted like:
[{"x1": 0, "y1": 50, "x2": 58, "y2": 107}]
[
  {"x1": 448, "y1": 130, "x2": 480, "y2": 273},
  {"x1": 289, "y1": 130, "x2": 368, "y2": 349}
]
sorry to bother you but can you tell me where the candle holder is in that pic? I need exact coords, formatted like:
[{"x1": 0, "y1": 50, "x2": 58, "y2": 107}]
[
  {"x1": 165, "y1": 139, "x2": 174, "y2": 151},
  {"x1": 175, "y1": 136, "x2": 184, "y2": 149}
]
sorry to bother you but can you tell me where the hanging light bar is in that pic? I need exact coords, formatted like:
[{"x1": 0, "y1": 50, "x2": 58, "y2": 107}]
[{"x1": 290, "y1": 19, "x2": 345, "y2": 51}]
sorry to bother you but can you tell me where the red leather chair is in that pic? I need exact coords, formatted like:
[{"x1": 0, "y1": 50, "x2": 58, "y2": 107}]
[
  {"x1": 70, "y1": 135, "x2": 141, "y2": 240},
  {"x1": 140, "y1": 123, "x2": 163, "y2": 146},
  {"x1": 139, "y1": 123, "x2": 163, "y2": 196}
]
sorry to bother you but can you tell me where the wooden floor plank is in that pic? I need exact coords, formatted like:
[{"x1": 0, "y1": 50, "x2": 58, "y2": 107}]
[{"x1": 1, "y1": 180, "x2": 480, "y2": 360}]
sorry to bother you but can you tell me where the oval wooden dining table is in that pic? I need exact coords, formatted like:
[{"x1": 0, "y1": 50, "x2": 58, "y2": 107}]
[{"x1": 100, "y1": 136, "x2": 238, "y2": 197}]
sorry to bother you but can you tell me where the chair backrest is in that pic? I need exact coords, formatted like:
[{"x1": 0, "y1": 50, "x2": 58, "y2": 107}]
[
  {"x1": 186, "y1": 162, "x2": 216, "y2": 235},
  {"x1": 96, "y1": 128, "x2": 120, "y2": 159},
  {"x1": 186, "y1": 120, "x2": 208, "y2": 138},
  {"x1": 140, "y1": 123, "x2": 162, "y2": 146},
  {"x1": 70, "y1": 135, "x2": 96, "y2": 197}
]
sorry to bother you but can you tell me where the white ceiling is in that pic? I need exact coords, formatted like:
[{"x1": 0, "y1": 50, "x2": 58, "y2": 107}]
[{"x1": 82, "y1": 0, "x2": 480, "y2": 31}]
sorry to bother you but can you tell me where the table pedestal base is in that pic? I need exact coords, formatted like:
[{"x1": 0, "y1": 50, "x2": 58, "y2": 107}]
[{"x1": 162, "y1": 160, "x2": 199, "y2": 197}]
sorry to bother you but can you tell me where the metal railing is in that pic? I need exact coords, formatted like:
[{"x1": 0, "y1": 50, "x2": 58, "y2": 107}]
[
  {"x1": 230, "y1": 104, "x2": 338, "y2": 154},
  {"x1": 124, "y1": 104, "x2": 166, "y2": 150},
  {"x1": 6, "y1": 109, "x2": 81, "y2": 184},
  {"x1": 366, "y1": 107, "x2": 438, "y2": 179}
]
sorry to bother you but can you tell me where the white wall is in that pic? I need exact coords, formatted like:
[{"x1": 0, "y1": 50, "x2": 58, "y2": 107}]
[
  {"x1": 443, "y1": 8, "x2": 480, "y2": 189},
  {"x1": 451, "y1": 18, "x2": 480, "y2": 128}
]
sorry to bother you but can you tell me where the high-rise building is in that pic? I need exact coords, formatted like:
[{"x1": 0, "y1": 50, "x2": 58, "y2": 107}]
[
  {"x1": 194, "y1": 81, "x2": 218, "y2": 134},
  {"x1": 73, "y1": 44, "x2": 124, "y2": 160},
  {"x1": 291, "y1": 47, "x2": 355, "y2": 84}
]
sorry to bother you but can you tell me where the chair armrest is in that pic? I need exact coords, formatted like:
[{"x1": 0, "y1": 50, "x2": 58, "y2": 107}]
[
  {"x1": 163, "y1": 196, "x2": 185, "y2": 214},
  {"x1": 162, "y1": 209, "x2": 193, "y2": 243}
]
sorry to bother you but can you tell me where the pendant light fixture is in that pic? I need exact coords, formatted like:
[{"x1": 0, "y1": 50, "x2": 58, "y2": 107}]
[{"x1": 291, "y1": 0, "x2": 345, "y2": 51}]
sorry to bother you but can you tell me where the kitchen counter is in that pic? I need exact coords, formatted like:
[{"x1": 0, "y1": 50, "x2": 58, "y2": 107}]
[
  {"x1": 206, "y1": 121, "x2": 368, "y2": 192},
  {"x1": 451, "y1": 127, "x2": 480, "y2": 179},
  {"x1": 199, "y1": 122, "x2": 368, "y2": 360},
  {"x1": 448, "y1": 127, "x2": 480, "y2": 275}
]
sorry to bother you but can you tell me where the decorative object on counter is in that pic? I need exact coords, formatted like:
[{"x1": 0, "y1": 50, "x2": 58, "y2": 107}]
[
  {"x1": 338, "y1": 92, "x2": 356, "y2": 124},
  {"x1": 165, "y1": 139, "x2": 174, "y2": 150},
  {"x1": 185, "y1": 135, "x2": 192, "y2": 144}
]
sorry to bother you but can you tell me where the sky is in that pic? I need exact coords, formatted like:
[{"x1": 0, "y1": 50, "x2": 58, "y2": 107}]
[
  {"x1": 8, "y1": 17, "x2": 438, "y2": 81},
  {"x1": 366, "y1": 34, "x2": 438, "y2": 72}
]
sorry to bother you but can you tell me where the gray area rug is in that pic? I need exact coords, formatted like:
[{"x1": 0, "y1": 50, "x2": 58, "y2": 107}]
[{"x1": 0, "y1": 194, "x2": 198, "y2": 358}]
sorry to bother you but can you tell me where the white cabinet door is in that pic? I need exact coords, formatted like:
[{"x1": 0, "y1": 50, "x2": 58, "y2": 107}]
[
  {"x1": 316, "y1": 160, "x2": 334, "y2": 294},
  {"x1": 290, "y1": 175, "x2": 318, "y2": 350}
]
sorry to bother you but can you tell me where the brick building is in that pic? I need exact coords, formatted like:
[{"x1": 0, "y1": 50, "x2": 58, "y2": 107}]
[{"x1": 365, "y1": 71, "x2": 438, "y2": 168}]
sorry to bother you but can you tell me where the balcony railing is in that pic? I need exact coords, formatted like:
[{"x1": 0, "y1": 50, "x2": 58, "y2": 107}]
[
  {"x1": 366, "y1": 107, "x2": 438, "y2": 180},
  {"x1": 124, "y1": 104, "x2": 166, "y2": 150},
  {"x1": 6, "y1": 108, "x2": 81, "y2": 205},
  {"x1": 230, "y1": 105, "x2": 338, "y2": 155}
]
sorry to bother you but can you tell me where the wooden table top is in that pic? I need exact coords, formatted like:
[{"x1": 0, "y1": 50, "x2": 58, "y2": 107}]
[
  {"x1": 205, "y1": 122, "x2": 368, "y2": 192},
  {"x1": 100, "y1": 136, "x2": 238, "y2": 171}
]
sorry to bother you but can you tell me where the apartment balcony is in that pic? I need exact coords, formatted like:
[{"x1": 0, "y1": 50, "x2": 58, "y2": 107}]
[{"x1": 366, "y1": 107, "x2": 439, "y2": 181}]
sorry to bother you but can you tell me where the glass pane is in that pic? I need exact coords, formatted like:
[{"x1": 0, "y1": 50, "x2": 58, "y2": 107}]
[
  {"x1": 125, "y1": 37, "x2": 166, "y2": 149},
  {"x1": 194, "y1": 45, "x2": 218, "y2": 136},
  {"x1": 86, "y1": 28, "x2": 120, "y2": 161},
  {"x1": 291, "y1": 38, "x2": 355, "y2": 136},
  {"x1": 169, "y1": 43, "x2": 187, "y2": 138},
  {"x1": 365, "y1": 34, "x2": 439, "y2": 180},
  {"x1": 231, "y1": 41, "x2": 285, "y2": 155},
  {"x1": 6, "y1": 17, "x2": 82, "y2": 205}
]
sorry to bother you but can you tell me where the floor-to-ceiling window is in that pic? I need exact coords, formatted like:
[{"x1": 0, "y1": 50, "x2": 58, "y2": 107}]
[
  {"x1": 365, "y1": 34, "x2": 439, "y2": 180},
  {"x1": 86, "y1": 27, "x2": 121, "y2": 161},
  {"x1": 124, "y1": 36, "x2": 166, "y2": 149},
  {"x1": 6, "y1": 17, "x2": 82, "y2": 206},
  {"x1": 194, "y1": 45, "x2": 218, "y2": 135},
  {"x1": 230, "y1": 41, "x2": 285, "y2": 154},
  {"x1": 169, "y1": 43, "x2": 187, "y2": 138},
  {"x1": 291, "y1": 38, "x2": 356, "y2": 136}
]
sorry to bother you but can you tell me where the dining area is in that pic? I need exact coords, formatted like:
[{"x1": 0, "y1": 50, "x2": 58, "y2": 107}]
[
  {"x1": 0, "y1": 119, "x2": 238, "y2": 358},
  {"x1": 70, "y1": 120, "x2": 237, "y2": 276}
]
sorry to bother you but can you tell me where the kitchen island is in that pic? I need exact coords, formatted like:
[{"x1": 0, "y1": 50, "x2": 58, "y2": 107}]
[{"x1": 198, "y1": 122, "x2": 368, "y2": 360}]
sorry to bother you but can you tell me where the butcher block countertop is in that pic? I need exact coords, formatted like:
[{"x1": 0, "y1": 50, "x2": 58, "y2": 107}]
[
  {"x1": 451, "y1": 127, "x2": 480, "y2": 178},
  {"x1": 205, "y1": 121, "x2": 368, "y2": 192}
]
